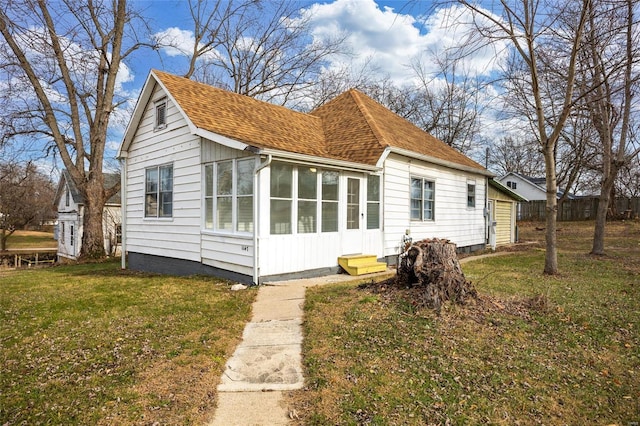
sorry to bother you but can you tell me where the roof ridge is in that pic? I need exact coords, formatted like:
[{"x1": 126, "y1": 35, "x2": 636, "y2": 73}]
[{"x1": 347, "y1": 89, "x2": 389, "y2": 150}]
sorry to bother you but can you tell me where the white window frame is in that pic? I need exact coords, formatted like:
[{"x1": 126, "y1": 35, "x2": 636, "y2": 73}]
[
  {"x1": 366, "y1": 174, "x2": 381, "y2": 230},
  {"x1": 154, "y1": 97, "x2": 167, "y2": 130},
  {"x1": 145, "y1": 163, "x2": 173, "y2": 218},
  {"x1": 467, "y1": 181, "x2": 476, "y2": 208},
  {"x1": 410, "y1": 176, "x2": 435, "y2": 221},
  {"x1": 203, "y1": 158, "x2": 255, "y2": 235}
]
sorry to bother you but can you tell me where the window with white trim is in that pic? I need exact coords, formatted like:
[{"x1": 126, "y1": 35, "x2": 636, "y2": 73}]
[
  {"x1": 268, "y1": 163, "x2": 340, "y2": 235},
  {"x1": 145, "y1": 164, "x2": 173, "y2": 218},
  {"x1": 154, "y1": 98, "x2": 167, "y2": 130},
  {"x1": 204, "y1": 158, "x2": 254, "y2": 233},
  {"x1": 467, "y1": 183, "x2": 476, "y2": 208},
  {"x1": 297, "y1": 167, "x2": 317, "y2": 233},
  {"x1": 367, "y1": 175, "x2": 380, "y2": 229},
  {"x1": 321, "y1": 171, "x2": 339, "y2": 232},
  {"x1": 507, "y1": 181, "x2": 517, "y2": 190},
  {"x1": 410, "y1": 177, "x2": 435, "y2": 221}
]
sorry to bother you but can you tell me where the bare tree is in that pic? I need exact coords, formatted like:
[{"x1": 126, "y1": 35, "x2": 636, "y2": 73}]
[
  {"x1": 0, "y1": 0, "x2": 150, "y2": 259},
  {"x1": 159, "y1": 0, "x2": 345, "y2": 108},
  {"x1": 411, "y1": 52, "x2": 485, "y2": 155},
  {"x1": 0, "y1": 161, "x2": 55, "y2": 250},
  {"x1": 460, "y1": 0, "x2": 590, "y2": 274},
  {"x1": 491, "y1": 135, "x2": 544, "y2": 177},
  {"x1": 579, "y1": 0, "x2": 640, "y2": 255}
]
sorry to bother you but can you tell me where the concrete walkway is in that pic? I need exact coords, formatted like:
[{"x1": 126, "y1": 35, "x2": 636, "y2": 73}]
[
  {"x1": 208, "y1": 251, "x2": 508, "y2": 425},
  {"x1": 208, "y1": 271, "x2": 393, "y2": 426}
]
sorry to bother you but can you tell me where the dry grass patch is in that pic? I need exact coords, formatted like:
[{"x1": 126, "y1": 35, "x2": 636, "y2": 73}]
[
  {"x1": 0, "y1": 260, "x2": 255, "y2": 425},
  {"x1": 290, "y1": 221, "x2": 640, "y2": 425}
]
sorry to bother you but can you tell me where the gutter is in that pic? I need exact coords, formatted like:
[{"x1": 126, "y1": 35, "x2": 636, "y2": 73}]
[
  {"x1": 382, "y1": 147, "x2": 495, "y2": 177},
  {"x1": 119, "y1": 153, "x2": 128, "y2": 270},
  {"x1": 256, "y1": 148, "x2": 380, "y2": 173},
  {"x1": 252, "y1": 154, "x2": 272, "y2": 285}
]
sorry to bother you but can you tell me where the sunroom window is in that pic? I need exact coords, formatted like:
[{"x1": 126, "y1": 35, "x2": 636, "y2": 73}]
[{"x1": 203, "y1": 158, "x2": 254, "y2": 233}]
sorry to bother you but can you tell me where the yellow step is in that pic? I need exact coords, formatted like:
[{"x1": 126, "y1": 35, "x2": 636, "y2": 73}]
[{"x1": 338, "y1": 255, "x2": 387, "y2": 276}]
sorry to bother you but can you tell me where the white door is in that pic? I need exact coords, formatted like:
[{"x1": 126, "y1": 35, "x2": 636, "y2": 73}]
[{"x1": 342, "y1": 174, "x2": 364, "y2": 254}]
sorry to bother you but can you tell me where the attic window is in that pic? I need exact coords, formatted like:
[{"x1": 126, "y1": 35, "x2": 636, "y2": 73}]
[
  {"x1": 65, "y1": 188, "x2": 70, "y2": 206},
  {"x1": 155, "y1": 98, "x2": 167, "y2": 130},
  {"x1": 507, "y1": 181, "x2": 517, "y2": 190}
]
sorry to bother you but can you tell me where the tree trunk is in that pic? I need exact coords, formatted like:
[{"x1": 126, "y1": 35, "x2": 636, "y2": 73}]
[
  {"x1": 80, "y1": 178, "x2": 106, "y2": 259},
  {"x1": 397, "y1": 238, "x2": 477, "y2": 312},
  {"x1": 543, "y1": 145, "x2": 559, "y2": 274},
  {"x1": 591, "y1": 172, "x2": 617, "y2": 255}
]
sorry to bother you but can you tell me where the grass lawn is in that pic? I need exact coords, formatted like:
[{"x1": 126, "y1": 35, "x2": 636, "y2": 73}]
[
  {"x1": 291, "y1": 221, "x2": 640, "y2": 425},
  {"x1": 2, "y1": 230, "x2": 57, "y2": 250},
  {"x1": 0, "y1": 260, "x2": 255, "y2": 425}
]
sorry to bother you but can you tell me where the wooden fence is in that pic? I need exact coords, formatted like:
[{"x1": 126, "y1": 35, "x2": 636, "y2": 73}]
[{"x1": 518, "y1": 197, "x2": 640, "y2": 221}]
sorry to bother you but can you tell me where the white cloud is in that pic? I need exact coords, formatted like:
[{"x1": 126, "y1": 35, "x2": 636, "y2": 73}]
[
  {"x1": 153, "y1": 27, "x2": 197, "y2": 57},
  {"x1": 300, "y1": 0, "x2": 508, "y2": 85}
]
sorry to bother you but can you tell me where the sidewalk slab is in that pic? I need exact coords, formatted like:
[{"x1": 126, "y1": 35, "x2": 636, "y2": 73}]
[{"x1": 209, "y1": 391, "x2": 290, "y2": 426}]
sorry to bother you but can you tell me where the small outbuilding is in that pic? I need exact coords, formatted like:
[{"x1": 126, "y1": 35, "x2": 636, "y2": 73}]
[{"x1": 487, "y1": 179, "x2": 528, "y2": 249}]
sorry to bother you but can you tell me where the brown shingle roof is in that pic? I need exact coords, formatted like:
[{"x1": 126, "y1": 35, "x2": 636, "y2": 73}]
[{"x1": 153, "y1": 70, "x2": 486, "y2": 172}]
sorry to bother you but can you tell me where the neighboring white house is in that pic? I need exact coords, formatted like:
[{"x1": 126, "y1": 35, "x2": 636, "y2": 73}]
[
  {"x1": 498, "y1": 172, "x2": 575, "y2": 201},
  {"x1": 54, "y1": 170, "x2": 121, "y2": 260},
  {"x1": 117, "y1": 70, "x2": 495, "y2": 284}
]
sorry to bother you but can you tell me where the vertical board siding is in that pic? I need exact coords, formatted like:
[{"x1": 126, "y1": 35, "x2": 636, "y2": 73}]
[
  {"x1": 495, "y1": 201, "x2": 513, "y2": 245},
  {"x1": 383, "y1": 154, "x2": 486, "y2": 257},
  {"x1": 125, "y1": 84, "x2": 202, "y2": 262}
]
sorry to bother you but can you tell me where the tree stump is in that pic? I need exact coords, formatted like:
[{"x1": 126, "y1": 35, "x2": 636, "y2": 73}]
[{"x1": 397, "y1": 238, "x2": 477, "y2": 312}]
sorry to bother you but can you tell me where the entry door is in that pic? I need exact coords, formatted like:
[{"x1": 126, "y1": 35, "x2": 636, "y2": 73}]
[{"x1": 343, "y1": 174, "x2": 364, "y2": 254}]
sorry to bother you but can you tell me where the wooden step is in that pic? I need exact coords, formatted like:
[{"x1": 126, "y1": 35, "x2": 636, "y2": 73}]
[{"x1": 338, "y1": 254, "x2": 387, "y2": 276}]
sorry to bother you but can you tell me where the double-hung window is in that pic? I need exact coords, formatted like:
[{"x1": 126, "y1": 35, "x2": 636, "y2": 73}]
[
  {"x1": 297, "y1": 167, "x2": 317, "y2": 233},
  {"x1": 270, "y1": 162, "x2": 293, "y2": 234},
  {"x1": 145, "y1": 164, "x2": 173, "y2": 218},
  {"x1": 467, "y1": 182, "x2": 476, "y2": 208},
  {"x1": 367, "y1": 175, "x2": 380, "y2": 229},
  {"x1": 321, "y1": 171, "x2": 339, "y2": 232},
  {"x1": 410, "y1": 177, "x2": 435, "y2": 221},
  {"x1": 204, "y1": 158, "x2": 254, "y2": 233}
]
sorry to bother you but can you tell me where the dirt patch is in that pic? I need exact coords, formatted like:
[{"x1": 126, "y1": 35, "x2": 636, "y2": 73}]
[{"x1": 359, "y1": 278, "x2": 550, "y2": 323}]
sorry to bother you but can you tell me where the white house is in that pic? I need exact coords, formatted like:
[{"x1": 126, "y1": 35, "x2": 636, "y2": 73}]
[
  {"x1": 498, "y1": 172, "x2": 575, "y2": 201},
  {"x1": 54, "y1": 170, "x2": 121, "y2": 260},
  {"x1": 117, "y1": 70, "x2": 494, "y2": 284}
]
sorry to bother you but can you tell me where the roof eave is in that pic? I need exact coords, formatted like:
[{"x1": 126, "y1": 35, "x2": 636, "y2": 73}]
[
  {"x1": 117, "y1": 72, "x2": 158, "y2": 159},
  {"x1": 386, "y1": 147, "x2": 494, "y2": 177},
  {"x1": 194, "y1": 128, "x2": 250, "y2": 151},
  {"x1": 256, "y1": 148, "x2": 381, "y2": 172}
]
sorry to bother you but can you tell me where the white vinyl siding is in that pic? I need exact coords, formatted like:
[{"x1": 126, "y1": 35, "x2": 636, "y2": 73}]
[
  {"x1": 124, "y1": 84, "x2": 202, "y2": 262},
  {"x1": 383, "y1": 153, "x2": 486, "y2": 256}
]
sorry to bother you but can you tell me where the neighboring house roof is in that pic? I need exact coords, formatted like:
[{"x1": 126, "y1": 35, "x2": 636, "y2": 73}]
[
  {"x1": 499, "y1": 172, "x2": 575, "y2": 200},
  {"x1": 54, "y1": 169, "x2": 121, "y2": 208},
  {"x1": 118, "y1": 70, "x2": 491, "y2": 176},
  {"x1": 489, "y1": 179, "x2": 528, "y2": 202}
]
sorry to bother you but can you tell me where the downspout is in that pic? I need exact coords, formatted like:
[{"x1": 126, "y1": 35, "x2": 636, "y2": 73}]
[
  {"x1": 253, "y1": 154, "x2": 272, "y2": 285},
  {"x1": 120, "y1": 155, "x2": 127, "y2": 270}
]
